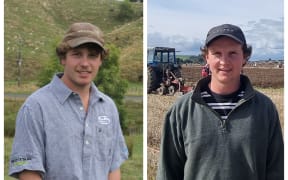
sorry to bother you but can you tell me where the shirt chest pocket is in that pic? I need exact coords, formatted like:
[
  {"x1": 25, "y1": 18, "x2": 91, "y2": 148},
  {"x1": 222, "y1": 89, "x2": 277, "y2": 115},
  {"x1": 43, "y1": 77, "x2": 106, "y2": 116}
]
[{"x1": 94, "y1": 125, "x2": 114, "y2": 161}]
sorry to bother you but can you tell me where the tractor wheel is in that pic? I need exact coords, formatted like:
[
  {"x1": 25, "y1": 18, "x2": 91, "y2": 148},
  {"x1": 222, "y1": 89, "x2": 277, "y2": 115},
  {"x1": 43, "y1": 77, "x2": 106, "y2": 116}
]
[
  {"x1": 147, "y1": 66, "x2": 158, "y2": 93},
  {"x1": 168, "y1": 86, "x2": 175, "y2": 96},
  {"x1": 157, "y1": 86, "x2": 166, "y2": 95}
]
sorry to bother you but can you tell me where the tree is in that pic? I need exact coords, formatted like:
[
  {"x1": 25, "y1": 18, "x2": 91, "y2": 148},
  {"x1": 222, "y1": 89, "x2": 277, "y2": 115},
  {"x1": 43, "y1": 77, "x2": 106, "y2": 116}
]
[
  {"x1": 37, "y1": 42, "x2": 63, "y2": 87},
  {"x1": 117, "y1": 1, "x2": 134, "y2": 21},
  {"x1": 95, "y1": 45, "x2": 128, "y2": 132}
]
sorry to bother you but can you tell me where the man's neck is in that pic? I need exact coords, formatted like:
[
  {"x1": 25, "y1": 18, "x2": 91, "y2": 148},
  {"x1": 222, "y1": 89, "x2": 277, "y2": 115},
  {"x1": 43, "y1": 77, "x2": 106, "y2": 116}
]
[{"x1": 209, "y1": 80, "x2": 240, "y2": 95}]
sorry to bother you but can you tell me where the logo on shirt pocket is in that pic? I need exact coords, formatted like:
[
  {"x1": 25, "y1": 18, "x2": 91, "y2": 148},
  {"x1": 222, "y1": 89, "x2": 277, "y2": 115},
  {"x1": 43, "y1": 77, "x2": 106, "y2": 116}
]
[{"x1": 98, "y1": 115, "x2": 111, "y2": 125}]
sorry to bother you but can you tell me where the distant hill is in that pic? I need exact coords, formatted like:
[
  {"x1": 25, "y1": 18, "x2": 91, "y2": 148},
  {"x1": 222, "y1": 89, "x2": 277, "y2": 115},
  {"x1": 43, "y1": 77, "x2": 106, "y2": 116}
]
[{"x1": 4, "y1": 0, "x2": 143, "y2": 82}]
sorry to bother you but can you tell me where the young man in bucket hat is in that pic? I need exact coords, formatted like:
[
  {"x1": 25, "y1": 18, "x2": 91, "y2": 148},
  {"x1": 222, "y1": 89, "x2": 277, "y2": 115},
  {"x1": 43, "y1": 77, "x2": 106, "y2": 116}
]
[
  {"x1": 9, "y1": 22, "x2": 129, "y2": 180},
  {"x1": 157, "y1": 24, "x2": 283, "y2": 180}
]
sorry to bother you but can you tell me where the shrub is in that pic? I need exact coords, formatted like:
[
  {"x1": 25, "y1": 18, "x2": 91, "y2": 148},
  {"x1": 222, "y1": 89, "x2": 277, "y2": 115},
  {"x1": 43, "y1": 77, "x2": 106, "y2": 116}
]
[
  {"x1": 4, "y1": 99, "x2": 24, "y2": 137},
  {"x1": 125, "y1": 135, "x2": 134, "y2": 158},
  {"x1": 117, "y1": 1, "x2": 135, "y2": 21}
]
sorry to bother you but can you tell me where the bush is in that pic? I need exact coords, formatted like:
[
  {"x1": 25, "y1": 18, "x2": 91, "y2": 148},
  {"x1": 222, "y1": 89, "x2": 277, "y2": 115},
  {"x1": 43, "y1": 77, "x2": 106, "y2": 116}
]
[
  {"x1": 125, "y1": 135, "x2": 134, "y2": 158},
  {"x1": 117, "y1": 1, "x2": 135, "y2": 21},
  {"x1": 4, "y1": 99, "x2": 24, "y2": 137},
  {"x1": 95, "y1": 45, "x2": 128, "y2": 132}
]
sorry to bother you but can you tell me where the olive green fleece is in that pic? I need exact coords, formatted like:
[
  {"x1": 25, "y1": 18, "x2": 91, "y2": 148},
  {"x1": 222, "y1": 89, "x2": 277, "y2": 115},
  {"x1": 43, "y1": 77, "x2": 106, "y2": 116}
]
[{"x1": 157, "y1": 75, "x2": 284, "y2": 180}]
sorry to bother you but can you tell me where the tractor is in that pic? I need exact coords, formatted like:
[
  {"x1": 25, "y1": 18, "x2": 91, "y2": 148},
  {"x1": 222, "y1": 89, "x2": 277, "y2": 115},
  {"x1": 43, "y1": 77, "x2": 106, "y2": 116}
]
[{"x1": 147, "y1": 47, "x2": 192, "y2": 95}]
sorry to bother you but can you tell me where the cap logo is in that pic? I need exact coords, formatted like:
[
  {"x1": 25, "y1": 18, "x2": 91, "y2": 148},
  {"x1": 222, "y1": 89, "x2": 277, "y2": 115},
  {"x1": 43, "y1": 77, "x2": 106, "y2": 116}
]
[
  {"x1": 205, "y1": 24, "x2": 246, "y2": 46},
  {"x1": 77, "y1": 30, "x2": 94, "y2": 33},
  {"x1": 210, "y1": 28, "x2": 236, "y2": 35}
]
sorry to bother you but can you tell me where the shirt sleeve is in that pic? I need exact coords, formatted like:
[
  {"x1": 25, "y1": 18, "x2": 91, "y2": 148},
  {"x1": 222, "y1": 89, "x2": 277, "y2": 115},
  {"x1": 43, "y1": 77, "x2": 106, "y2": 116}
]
[
  {"x1": 9, "y1": 103, "x2": 46, "y2": 178},
  {"x1": 109, "y1": 106, "x2": 129, "y2": 172},
  {"x1": 266, "y1": 104, "x2": 284, "y2": 180}
]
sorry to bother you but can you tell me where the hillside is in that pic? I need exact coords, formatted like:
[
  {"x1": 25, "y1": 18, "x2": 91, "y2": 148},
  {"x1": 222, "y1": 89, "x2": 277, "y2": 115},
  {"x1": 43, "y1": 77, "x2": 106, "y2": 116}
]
[{"x1": 4, "y1": 0, "x2": 143, "y2": 82}]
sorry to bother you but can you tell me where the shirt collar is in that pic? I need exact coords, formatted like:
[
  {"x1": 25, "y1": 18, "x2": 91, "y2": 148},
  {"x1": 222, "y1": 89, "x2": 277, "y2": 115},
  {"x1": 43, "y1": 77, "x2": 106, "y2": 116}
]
[
  {"x1": 89, "y1": 81, "x2": 105, "y2": 103},
  {"x1": 50, "y1": 73, "x2": 105, "y2": 104}
]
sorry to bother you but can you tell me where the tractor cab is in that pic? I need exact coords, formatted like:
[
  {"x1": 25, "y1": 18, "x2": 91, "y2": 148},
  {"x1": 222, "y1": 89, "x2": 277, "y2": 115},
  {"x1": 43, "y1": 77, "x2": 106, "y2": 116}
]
[
  {"x1": 147, "y1": 47, "x2": 179, "y2": 68},
  {"x1": 147, "y1": 47, "x2": 185, "y2": 95}
]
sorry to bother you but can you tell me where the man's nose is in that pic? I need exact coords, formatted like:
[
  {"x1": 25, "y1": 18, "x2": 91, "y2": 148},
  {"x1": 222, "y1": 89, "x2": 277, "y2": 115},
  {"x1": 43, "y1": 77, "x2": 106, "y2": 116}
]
[
  {"x1": 219, "y1": 54, "x2": 230, "y2": 64},
  {"x1": 80, "y1": 56, "x2": 89, "y2": 66}
]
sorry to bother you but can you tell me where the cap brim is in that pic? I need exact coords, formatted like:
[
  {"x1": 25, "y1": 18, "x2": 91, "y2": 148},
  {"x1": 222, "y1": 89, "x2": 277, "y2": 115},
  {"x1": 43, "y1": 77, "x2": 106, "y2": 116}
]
[
  {"x1": 206, "y1": 34, "x2": 244, "y2": 46},
  {"x1": 67, "y1": 37, "x2": 104, "y2": 49}
]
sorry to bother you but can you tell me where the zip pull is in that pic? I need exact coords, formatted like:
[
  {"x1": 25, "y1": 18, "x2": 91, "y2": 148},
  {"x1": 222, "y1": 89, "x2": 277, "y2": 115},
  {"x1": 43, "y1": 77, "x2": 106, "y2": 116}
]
[{"x1": 220, "y1": 119, "x2": 226, "y2": 132}]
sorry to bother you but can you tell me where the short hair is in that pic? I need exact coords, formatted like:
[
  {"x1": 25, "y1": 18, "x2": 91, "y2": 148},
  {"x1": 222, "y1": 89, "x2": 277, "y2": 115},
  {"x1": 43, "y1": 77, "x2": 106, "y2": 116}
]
[{"x1": 200, "y1": 42, "x2": 252, "y2": 65}]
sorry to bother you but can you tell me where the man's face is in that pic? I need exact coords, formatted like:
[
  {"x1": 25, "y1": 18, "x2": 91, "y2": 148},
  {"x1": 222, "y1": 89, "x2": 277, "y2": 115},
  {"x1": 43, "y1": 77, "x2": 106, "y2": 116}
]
[
  {"x1": 206, "y1": 36, "x2": 246, "y2": 86},
  {"x1": 60, "y1": 44, "x2": 102, "y2": 90}
]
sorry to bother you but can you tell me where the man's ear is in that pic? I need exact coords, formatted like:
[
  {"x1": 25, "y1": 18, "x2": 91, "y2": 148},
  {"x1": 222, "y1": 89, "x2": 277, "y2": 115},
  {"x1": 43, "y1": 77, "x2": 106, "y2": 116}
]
[
  {"x1": 242, "y1": 59, "x2": 247, "y2": 67},
  {"x1": 205, "y1": 54, "x2": 209, "y2": 63},
  {"x1": 100, "y1": 59, "x2": 103, "y2": 66}
]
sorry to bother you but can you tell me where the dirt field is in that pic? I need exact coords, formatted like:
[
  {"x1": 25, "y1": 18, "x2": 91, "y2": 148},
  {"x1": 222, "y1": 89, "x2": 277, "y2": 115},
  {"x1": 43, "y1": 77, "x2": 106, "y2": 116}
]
[
  {"x1": 147, "y1": 66, "x2": 284, "y2": 180},
  {"x1": 181, "y1": 64, "x2": 284, "y2": 88}
]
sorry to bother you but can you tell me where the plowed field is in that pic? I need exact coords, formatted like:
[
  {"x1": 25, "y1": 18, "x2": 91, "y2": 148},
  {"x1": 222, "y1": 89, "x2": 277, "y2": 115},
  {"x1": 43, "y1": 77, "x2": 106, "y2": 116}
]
[{"x1": 181, "y1": 65, "x2": 284, "y2": 88}]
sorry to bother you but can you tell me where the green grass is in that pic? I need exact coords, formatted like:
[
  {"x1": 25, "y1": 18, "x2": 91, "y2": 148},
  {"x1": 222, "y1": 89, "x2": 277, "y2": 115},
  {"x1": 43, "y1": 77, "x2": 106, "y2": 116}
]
[
  {"x1": 125, "y1": 100, "x2": 143, "y2": 136},
  {"x1": 121, "y1": 134, "x2": 143, "y2": 179},
  {"x1": 4, "y1": 99, "x2": 24, "y2": 137},
  {"x1": 4, "y1": 137, "x2": 14, "y2": 180},
  {"x1": 4, "y1": 81, "x2": 39, "y2": 94},
  {"x1": 127, "y1": 82, "x2": 143, "y2": 96}
]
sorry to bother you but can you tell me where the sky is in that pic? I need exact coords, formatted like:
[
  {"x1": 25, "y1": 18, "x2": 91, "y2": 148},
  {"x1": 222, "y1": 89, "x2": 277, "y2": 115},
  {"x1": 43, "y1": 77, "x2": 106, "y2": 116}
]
[{"x1": 147, "y1": 0, "x2": 284, "y2": 60}]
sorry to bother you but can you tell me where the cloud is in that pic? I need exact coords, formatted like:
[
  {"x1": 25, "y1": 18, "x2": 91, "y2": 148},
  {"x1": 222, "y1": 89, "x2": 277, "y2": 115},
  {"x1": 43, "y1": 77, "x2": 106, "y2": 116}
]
[
  {"x1": 148, "y1": 18, "x2": 284, "y2": 60},
  {"x1": 243, "y1": 18, "x2": 283, "y2": 60},
  {"x1": 147, "y1": 0, "x2": 283, "y2": 60},
  {"x1": 148, "y1": 32, "x2": 203, "y2": 55}
]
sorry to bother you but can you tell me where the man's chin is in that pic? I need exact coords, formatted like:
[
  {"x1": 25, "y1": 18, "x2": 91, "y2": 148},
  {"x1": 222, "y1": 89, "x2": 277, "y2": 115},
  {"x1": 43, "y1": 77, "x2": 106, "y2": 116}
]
[{"x1": 75, "y1": 78, "x2": 92, "y2": 86}]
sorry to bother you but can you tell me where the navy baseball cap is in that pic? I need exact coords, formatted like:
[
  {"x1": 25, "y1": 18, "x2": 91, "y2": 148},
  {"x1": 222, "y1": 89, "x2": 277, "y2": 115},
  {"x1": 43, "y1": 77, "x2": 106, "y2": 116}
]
[{"x1": 205, "y1": 24, "x2": 246, "y2": 46}]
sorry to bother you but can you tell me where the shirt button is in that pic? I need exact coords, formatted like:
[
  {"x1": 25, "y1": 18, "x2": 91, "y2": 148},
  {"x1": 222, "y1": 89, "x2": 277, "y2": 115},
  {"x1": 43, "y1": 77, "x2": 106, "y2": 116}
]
[
  {"x1": 86, "y1": 123, "x2": 89, "y2": 127},
  {"x1": 85, "y1": 140, "x2": 90, "y2": 145},
  {"x1": 80, "y1": 107, "x2": 84, "y2": 111}
]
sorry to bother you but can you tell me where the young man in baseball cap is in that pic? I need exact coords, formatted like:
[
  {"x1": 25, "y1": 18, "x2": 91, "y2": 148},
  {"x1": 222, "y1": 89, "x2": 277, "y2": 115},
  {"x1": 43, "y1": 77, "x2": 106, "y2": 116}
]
[
  {"x1": 9, "y1": 22, "x2": 129, "y2": 180},
  {"x1": 157, "y1": 24, "x2": 283, "y2": 179}
]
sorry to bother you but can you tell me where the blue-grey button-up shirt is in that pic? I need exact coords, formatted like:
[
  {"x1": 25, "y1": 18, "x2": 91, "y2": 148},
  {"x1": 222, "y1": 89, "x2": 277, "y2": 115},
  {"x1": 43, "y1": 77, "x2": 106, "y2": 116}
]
[{"x1": 9, "y1": 73, "x2": 129, "y2": 180}]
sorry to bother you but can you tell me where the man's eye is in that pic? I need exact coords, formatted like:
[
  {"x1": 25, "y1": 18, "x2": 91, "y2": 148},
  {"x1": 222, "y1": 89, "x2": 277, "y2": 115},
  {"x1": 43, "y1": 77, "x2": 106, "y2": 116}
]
[
  {"x1": 72, "y1": 52, "x2": 81, "y2": 56},
  {"x1": 229, "y1": 52, "x2": 239, "y2": 57},
  {"x1": 89, "y1": 53, "x2": 100, "y2": 57},
  {"x1": 212, "y1": 52, "x2": 221, "y2": 57}
]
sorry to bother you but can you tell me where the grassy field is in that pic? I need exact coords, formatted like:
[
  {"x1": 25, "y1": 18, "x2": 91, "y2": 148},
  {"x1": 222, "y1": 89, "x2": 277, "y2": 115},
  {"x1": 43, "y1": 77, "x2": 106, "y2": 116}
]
[
  {"x1": 5, "y1": 0, "x2": 143, "y2": 82},
  {"x1": 4, "y1": 138, "x2": 13, "y2": 180},
  {"x1": 121, "y1": 135, "x2": 143, "y2": 180}
]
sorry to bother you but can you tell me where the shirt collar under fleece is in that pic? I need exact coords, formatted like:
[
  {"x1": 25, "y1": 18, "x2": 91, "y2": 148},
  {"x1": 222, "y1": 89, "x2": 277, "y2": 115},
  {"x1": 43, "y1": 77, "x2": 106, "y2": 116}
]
[
  {"x1": 192, "y1": 74, "x2": 255, "y2": 104},
  {"x1": 49, "y1": 72, "x2": 105, "y2": 104}
]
